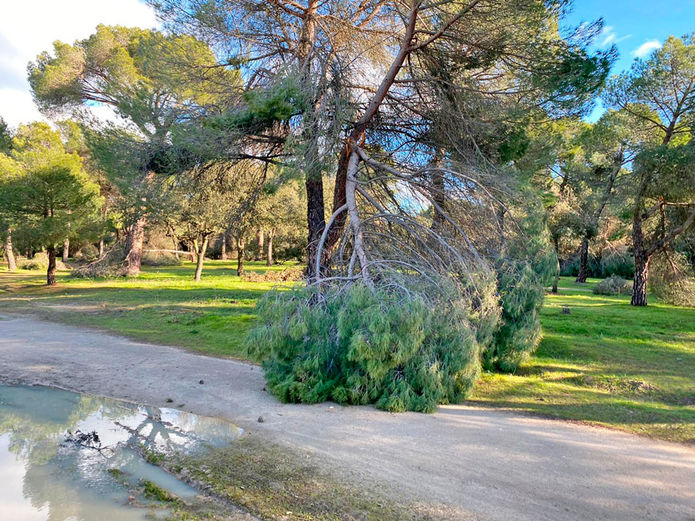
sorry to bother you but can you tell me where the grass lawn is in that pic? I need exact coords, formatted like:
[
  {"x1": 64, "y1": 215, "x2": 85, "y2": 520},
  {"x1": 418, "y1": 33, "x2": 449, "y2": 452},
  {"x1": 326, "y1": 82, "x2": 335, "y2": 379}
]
[
  {"x1": 0, "y1": 263, "x2": 693, "y2": 443},
  {"x1": 0, "y1": 260, "x2": 297, "y2": 358},
  {"x1": 471, "y1": 277, "x2": 695, "y2": 444}
]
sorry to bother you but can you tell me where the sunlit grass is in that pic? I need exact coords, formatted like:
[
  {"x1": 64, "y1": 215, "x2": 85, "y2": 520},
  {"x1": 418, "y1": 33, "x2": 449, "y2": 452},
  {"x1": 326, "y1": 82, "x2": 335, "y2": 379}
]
[
  {"x1": 1, "y1": 266, "x2": 693, "y2": 442},
  {"x1": 470, "y1": 277, "x2": 695, "y2": 443},
  {"x1": 0, "y1": 260, "x2": 298, "y2": 358}
]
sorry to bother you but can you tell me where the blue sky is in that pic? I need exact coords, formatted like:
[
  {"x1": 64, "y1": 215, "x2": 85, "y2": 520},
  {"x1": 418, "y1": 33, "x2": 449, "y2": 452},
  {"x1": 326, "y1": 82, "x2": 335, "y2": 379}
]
[{"x1": 563, "y1": 1, "x2": 695, "y2": 119}]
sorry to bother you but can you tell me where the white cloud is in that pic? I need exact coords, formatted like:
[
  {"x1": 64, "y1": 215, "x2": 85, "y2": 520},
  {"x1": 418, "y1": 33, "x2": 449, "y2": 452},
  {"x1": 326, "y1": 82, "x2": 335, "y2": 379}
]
[
  {"x1": 632, "y1": 40, "x2": 662, "y2": 58},
  {"x1": 598, "y1": 26, "x2": 632, "y2": 48},
  {"x1": 0, "y1": 0, "x2": 158, "y2": 127}
]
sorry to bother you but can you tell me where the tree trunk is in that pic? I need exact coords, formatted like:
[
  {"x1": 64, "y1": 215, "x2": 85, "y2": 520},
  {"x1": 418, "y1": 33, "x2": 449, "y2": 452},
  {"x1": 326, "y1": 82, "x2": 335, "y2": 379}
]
[
  {"x1": 305, "y1": 176, "x2": 326, "y2": 281},
  {"x1": 632, "y1": 250, "x2": 649, "y2": 306},
  {"x1": 46, "y1": 246, "x2": 57, "y2": 286},
  {"x1": 194, "y1": 236, "x2": 209, "y2": 282},
  {"x1": 552, "y1": 236, "x2": 560, "y2": 294},
  {"x1": 631, "y1": 214, "x2": 649, "y2": 306},
  {"x1": 236, "y1": 237, "x2": 245, "y2": 277},
  {"x1": 220, "y1": 233, "x2": 228, "y2": 260},
  {"x1": 266, "y1": 229, "x2": 275, "y2": 266},
  {"x1": 5, "y1": 229, "x2": 17, "y2": 272},
  {"x1": 323, "y1": 7, "x2": 419, "y2": 269},
  {"x1": 124, "y1": 216, "x2": 146, "y2": 277},
  {"x1": 98, "y1": 239, "x2": 105, "y2": 259},
  {"x1": 255, "y1": 229, "x2": 264, "y2": 261},
  {"x1": 62, "y1": 238, "x2": 70, "y2": 262},
  {"x1": 576, "y1": 235, "x2": 589, "y2": 283}
]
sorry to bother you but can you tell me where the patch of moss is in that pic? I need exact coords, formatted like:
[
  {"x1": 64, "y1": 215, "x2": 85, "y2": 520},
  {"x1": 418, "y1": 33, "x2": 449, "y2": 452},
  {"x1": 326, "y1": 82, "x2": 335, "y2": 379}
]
[
  {"x1": 172, "y1": 433, "x2": 430, "y2": 521},
  {"x1": 142, "y1": 480, "x2": 179, "y2": 504},
  {"x1": 143, "y1": 447, "x2": 165, "y2": 465},
  {"x1": 107, "y1": 467, "x2": 125, "y2": 479}
]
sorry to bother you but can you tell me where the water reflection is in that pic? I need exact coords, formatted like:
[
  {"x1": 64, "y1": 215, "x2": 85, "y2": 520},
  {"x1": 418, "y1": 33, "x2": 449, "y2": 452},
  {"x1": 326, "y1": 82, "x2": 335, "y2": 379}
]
[{"x1": 0, "y1": 385, "x2": 242, "y2": 521}]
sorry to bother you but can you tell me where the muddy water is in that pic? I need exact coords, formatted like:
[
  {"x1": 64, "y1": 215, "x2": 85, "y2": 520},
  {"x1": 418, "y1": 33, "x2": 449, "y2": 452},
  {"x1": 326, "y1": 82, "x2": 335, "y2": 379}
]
[{"x1": 0, "y1": 385, "x2": 242, "y2": 520}]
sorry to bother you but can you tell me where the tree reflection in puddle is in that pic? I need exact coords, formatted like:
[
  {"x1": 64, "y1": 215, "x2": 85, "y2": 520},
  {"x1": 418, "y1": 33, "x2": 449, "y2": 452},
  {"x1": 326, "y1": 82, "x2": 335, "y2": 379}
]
[{"x1": 0, "y1": 385, "x2": 242, "y2": 520}]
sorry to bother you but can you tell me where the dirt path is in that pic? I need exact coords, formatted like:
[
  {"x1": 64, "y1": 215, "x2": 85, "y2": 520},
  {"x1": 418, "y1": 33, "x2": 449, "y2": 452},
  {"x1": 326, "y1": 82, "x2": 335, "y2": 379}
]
[{"x1": 1, "y1": 314, "x2": 693, "y2": 521}]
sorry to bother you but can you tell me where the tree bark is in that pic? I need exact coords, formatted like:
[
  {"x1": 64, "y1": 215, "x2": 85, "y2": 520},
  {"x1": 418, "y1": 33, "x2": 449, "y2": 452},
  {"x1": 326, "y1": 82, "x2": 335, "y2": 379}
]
[
  {"x1": 124, "y1": 216, "x2": 146, "y2": 277},
  {"x1": 551, "y1": 236, "x2": 560, "y2": 294},
  {"x1": 305, "y1": 176, "x2": 326, "y2": 280},
  {"x1": 255, "y1": 229, "x2": 264, "y2": 261},
  {"x1": 62, "y1": 238, "x2": 70, "y2": 262},
  {"x1": 220, "y1": 233, "x2": 228, "y2": 260},
  {"x1": 323, "y1": 5, "x2": 420, "y2": 268},
  {"x1": 576, "y1": 235, "x2": 590, "y2": 283},
  {"x1": 46, "y1": 246, "x2": 57, "y2": 286},
  {"x1": 630, "y1": 208, "x2": 649, "y2": 306},
  {"x1": 193, "y1": 236, "x2": 209, "y2": 282},
  {"x1": 236, "y1": 237, "x2": 245, "y2": 277},
  {"x1": 632, "y1": 249, "x2": 649, "y2": 307},
  {"x1": 98, "y1": 239, "x2": 105, "y2": 259},
  {"x1": 5, "y1": 229, "x2": 16, "y2": 272},
  {"x1": 266, "y1": 228, "x2": 275, "y2": 266}
]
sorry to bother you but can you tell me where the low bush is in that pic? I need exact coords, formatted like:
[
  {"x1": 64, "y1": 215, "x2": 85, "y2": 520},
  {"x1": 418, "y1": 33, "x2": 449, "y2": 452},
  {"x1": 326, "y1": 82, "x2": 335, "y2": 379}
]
[
  {"x1": 242, "y1": 266, "x2": 304, "y2": 282},
  {"x1": 141, "y1": 250, "x2": 182, "y2": 267},
  {"x1": 650, "y1": 252, "x2": 695, "y2": 307},
  {"x1": 599, "y1": 246, "x2": 634, "y2": 278},
  {"x1": 593, "y1": 274, "x2": 633, "y2": 295},
  {"x1": 247, "y1": 282, "x2": 492, "y2": 413},
  {"x1": 18, "y1": 252, "x2": 68, "y2": 271},
  {"x1": 75, "y1": 243, "x2": 99, "y2": 262}
]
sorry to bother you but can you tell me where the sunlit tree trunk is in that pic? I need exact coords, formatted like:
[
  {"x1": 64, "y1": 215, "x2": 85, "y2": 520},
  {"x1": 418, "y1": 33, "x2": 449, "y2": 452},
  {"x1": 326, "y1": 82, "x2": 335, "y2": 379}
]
[
  {"x1": 220, "y1": 233, "x2": 228, "y2": 260},
  {"x1": 236, "y1": 236, "x2": 245, "y2": 276},
  {"x1": 255, "y1": 229, "x2": 264, "y2": 261},
  {"x1": 193, "y1": 236, "x2": 209, "y2": 282},
  {"x1": 5, "y1": 229, "x2": 17, "y2": 272},
  {"x1": 124, "y1": 216, "x2": 146, "y2": 277},
  {"x1": 266, "y1": 228, "x2": 275, "y2": 266},
  {"x1": 46, "y1": 246, "x2": 57, "y2": 286},
  {"x1": 98, "y1": 239, "x2": 105, "y2": 259},
  {"x1": 62, "y1": 238, "x2": 70, "y2": 262}
]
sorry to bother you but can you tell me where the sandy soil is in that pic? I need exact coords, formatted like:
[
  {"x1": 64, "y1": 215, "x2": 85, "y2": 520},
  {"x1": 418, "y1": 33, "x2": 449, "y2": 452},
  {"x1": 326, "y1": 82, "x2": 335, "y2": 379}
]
[{"x1": 0, "y1": 313, "x2": 693, "y2": 521}]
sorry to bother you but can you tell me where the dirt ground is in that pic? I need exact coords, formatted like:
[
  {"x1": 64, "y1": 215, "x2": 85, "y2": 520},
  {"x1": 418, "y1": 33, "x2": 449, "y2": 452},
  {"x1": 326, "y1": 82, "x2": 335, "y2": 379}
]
[{"x1": 1, "y1": 313, "x2": 694, "y2": 521}]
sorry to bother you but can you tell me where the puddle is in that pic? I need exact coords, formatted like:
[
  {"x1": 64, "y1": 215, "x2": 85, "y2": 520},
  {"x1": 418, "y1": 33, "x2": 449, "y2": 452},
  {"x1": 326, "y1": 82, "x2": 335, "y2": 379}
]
[{"x1": 0, "y1": 385, "x2": 242, "y2": 520}]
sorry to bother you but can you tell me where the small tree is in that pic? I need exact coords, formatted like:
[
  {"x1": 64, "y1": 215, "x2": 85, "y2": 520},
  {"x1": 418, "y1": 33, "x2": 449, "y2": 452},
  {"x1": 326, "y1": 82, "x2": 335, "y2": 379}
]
[
  {"x1": 152, "y1": 160, "x2": 265, "y2": 281},
  {"x1": 0, "y1": 123, "x2": 102, "y2": 285}
]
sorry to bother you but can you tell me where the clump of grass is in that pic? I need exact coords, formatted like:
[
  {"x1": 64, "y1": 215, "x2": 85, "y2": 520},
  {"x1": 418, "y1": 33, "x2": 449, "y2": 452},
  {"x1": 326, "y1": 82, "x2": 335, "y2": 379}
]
[
  {"x1": 143, "y1": 447, "x2": 165, "y2": 465},
  {"x1": 142, "y1": 480, "x2": 179, "y2": 503},
  {"x1": 592, "y1": 274, "x2": 632, "y2": 295}
]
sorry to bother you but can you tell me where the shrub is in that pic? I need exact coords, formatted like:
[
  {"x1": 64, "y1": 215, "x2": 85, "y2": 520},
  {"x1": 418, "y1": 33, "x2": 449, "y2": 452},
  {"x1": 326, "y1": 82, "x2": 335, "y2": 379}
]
[
  {"x1": 599, "y1": 246, "x2": 634, "y2": 278},
  {"x1": 560, "y1": 252, "x2": 600, "y2": 278},
  {"x1": 593, "y1": 274, "x2": 633, "y2": 295},
  {"x1": 75, "y1": 243, "x2": 99, "y2": 261},
  {"x1": 650, "y1": 252, "x2": 695, "y2": 307},
  {"x1": 18, "y1": 252, "x2": 68, "y2": 271},
  {"x1": 242, "y1": 266, "x2": 304, "y2": 282},
  {"x1": 71, "y1": 241, "x2": 128, "y2": 278},
  {"x1": 141, "y1": 250, "x2": 182, "y2": 266},
  {"x1": 484, "y1": 259, "x2": 546, "y2": 373},
  {"x1": 246, "y1": 282, "x2": 493, "y2": 413}
]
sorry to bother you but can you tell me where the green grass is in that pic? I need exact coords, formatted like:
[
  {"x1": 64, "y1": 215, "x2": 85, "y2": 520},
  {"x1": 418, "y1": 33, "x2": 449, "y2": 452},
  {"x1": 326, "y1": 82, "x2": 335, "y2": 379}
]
[
  {"x1": 470, "y1": 277, "x2": 695, "y2": 443},
  {"x1": 0, "y1": 264, "x2": 693, "y2": 443},
  {"x1": 0, "y1": 260, "x2": 297, "y2": 359}
]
